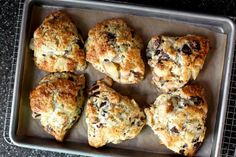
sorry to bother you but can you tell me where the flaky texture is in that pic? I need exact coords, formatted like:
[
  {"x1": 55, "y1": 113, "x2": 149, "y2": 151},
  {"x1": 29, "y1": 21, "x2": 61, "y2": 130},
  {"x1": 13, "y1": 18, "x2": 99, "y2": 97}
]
[
  {"x1": 146, "y1": 35, "x2": 209, "y2": 92},
  {"x1": 30, "y1": 72, "x2": 85, "y2": 141},
  {"x1": 85, "y1": 77, "x2": 146, "y2": 148},
  {"x1": 85, "y1": 18, "x2": 145, "y2": 84},
  {"x1": 30, "y1": 11, "x2": 86, "y2": 72},
  {"x1": 144, "y1": 85, "x2": 208, "y2": 156}
]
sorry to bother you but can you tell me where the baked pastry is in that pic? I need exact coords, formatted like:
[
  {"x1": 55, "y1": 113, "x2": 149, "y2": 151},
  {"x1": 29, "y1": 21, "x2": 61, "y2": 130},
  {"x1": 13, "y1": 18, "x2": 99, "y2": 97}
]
[
  {"x1": 85, "y1": 77, "x2": 146, "y2": 148},
  {"x1": 30, "y1": 72, "x2": 85, "y2": 141},
  {"x1": 30, "y1": 11, "x2": 86, "y2": 72},
  {"x1": 144, "y1": 84, "x2": 208, "y2": 156},
  {"x1": 85, "y1": 18, "x2": 145, "y2": 84},
  {"x1": 146, "y1": 35, "x2": 209, "y2": 92}
]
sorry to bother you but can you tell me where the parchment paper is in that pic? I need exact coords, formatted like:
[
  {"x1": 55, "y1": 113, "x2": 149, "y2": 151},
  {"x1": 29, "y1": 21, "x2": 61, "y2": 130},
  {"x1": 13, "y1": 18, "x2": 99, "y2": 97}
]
[{"x1": 17, "y1": 5, "x2": 227, "y2": 156}]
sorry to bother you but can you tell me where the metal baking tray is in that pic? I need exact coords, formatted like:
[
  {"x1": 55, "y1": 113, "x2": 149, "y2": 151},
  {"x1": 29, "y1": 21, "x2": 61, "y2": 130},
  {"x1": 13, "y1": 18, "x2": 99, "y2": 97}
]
[{"x1": 9, "y1": 0, "x2": 235, "y2": 156}]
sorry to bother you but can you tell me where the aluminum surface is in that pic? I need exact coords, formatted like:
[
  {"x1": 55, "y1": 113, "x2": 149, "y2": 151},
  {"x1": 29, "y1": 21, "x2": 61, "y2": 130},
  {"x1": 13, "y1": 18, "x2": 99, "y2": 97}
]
[{"x1": 9, "y1": 0, "x2": 235, "y2": 156}]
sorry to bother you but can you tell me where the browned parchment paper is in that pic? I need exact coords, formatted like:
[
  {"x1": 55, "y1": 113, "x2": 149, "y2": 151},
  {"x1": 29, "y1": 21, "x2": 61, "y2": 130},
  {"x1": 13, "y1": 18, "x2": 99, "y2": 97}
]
[{"x1": 17, "y1": 5, "x2": 227, "y2": 156}]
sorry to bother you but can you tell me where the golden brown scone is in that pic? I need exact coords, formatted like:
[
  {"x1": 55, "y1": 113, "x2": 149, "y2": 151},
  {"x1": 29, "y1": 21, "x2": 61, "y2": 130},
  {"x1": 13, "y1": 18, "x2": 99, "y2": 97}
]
[
  {"x1": 85, "y1": 18, "x2": 145, "y2": 84},
  {"x1": 30, "y1": 72, "x2": 85, "y2": 141},
  {"x1": 85, "y1": 77, "x2": 146, "y2": 148},
  {"x1": 30, "y1": 11, "x2": 86, "y2": 72},
  {"x1": 144, "y1": 85, "x2": 208, "y2": 156},
  {"x1": 146, "y1": 35, "x2": 209, "y2": 92}
]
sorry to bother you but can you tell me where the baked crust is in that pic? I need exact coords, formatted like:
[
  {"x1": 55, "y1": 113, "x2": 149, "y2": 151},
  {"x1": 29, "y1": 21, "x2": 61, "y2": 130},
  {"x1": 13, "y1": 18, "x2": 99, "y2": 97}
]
[
  {"x1": 85, "y1": 18, "x2": 145, "y2": 84},
  {"x1": 85, "y1": 77, "x2": 146, "y2": 148},
  {"x1": 144, "y1": 84, "x2": 208, "y2": 156},
  {"x1": 30, "y1": 72, "x2": 85, "y2": 141},
  {"x1": 31, "y1": 11, "x2": 86, "y2": 72},
  {"x1": 146, "y1": 35, "x2": 209, "y2": 92}
]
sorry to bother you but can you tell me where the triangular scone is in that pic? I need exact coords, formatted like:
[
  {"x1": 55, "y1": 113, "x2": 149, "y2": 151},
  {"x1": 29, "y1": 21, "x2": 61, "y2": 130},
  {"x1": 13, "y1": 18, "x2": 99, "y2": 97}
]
[
  {"x1": 30, "y1": 72, "x2": 85, "y2": 141},
  {"x1": 86, "y1": 77, "x2": 146, "y2": 148},
  {"x1": 145, "y1": 85, "x2": 208, "y2": 156},
  {"x1": 85, "y1": 18, "x2": 145, "y2": 84},
  {"x1": 30, "y1": 11, "x2": 86, "y2": 72},
  {"x1": 146, "y1": 35, "x2": 209, "y2": 92}
]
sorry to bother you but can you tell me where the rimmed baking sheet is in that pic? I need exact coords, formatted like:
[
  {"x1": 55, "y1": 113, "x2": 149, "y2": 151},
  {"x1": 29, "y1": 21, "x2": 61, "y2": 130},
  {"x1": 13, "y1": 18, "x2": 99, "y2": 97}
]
[{"x1": 10, "y1": 0, "x2": 235, "y2": 156}]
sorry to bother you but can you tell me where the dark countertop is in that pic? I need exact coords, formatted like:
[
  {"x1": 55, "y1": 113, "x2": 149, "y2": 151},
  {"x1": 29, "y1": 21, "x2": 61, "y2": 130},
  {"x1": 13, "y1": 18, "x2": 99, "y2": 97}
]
[{"x1": 0, "y1": 0, "x2": 235, "y2": 156}]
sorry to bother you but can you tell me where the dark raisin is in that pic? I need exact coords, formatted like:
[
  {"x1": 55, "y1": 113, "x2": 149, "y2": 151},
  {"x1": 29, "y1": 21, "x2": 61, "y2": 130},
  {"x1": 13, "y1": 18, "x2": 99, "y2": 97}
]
[
  {"x1": 42, "y1": 54, "x2": 46, "y2": 57},
  {"x1": 96, "y1": 123, "x2": 103, "y2": 128},
  {"x1": 191, "y1": 40, "x2": 201, "y2": 51},
  {"x1": 182, "y1": 44, "x2": 192, "y2": 55},
  {"x1": 194, "y1": 142, "x2": 202, "y2": 149},
  {"x1": 64, "y1": 50, "x2": 69, "y2": 56},
  {"x1": 182, "y1": 144, "x2": 188, "y2": 148},
  {"x1": 32, "y1": 112, "x2": 41, "y2": 118},
  {"x1": 90, "y1": 85, "x2": 99, "y2": 92},
  {"x1": 159, "y1": 53, "x2": 170, "y2": 61},
  {"x1": 100, "y1": 102, "x2": 107, "y2": 108},
  {"x1": 197, "y1": 125, "x2": 202, "y2": 130},
  {"x1": 131, "y1": 30, "x2": 135, "y2": 38},
  {"x1": 136, "y1": 121, "x2": 142, "y2": 127},
  {"x1": 76, "y1": 39, "x2": 84, "y2": 49},
  {"x1": 104, "y1": 59, "x2": 109, "y2": 62},
  {"x1": 46, "y1": 125, "x2": 54, "y2": 133},
  {"x1": 154, "y1": 49, "x2": 161, "y2": 56},
  {"x1": 68, "y1": 76, "x2": 74, "y2": 82},
  {"x1": 191, "y1": 96, "x2": 203, "y2": 105},
  {"x1": 106, "y1": 32, "x2": 116, "y2": 42},
  {"x1": 131, "y1": 121, "x2": 135, "y2": 125},
  {"x1": 154, "y1": 39, "x2": 161, "y2": 48},
  {"x1": 140, "y1": 116, "x2": 145, "y2": 121},
  {"x1": 179, "y1": 149, "x2": 185, "y2": 155},
  {"x1": 192, "y1": 137, "x2": 199, "y2": 143},
  {"x1": 104, "y1": 25, "x2": 108, "y2": 28},
  {"x1": 130, "y1": 70, "x2": 141, "y2": 78},
  {"x1": 170, "y1": 126, "x2": 179, "y2": 133}
]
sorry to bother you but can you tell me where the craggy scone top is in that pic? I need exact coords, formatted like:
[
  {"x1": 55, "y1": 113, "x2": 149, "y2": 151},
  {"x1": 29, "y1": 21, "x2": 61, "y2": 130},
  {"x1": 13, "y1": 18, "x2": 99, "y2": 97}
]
[
  {"x1": 86, "y1": 77, "x2": 146, "y2": 148},
  {"x1": 144, "y1": 85, "x2": 208, "y2": 156},
  {"x1": 146, "y1": 35, "x2": 209, "y2": 92},
  {"x1": 85, "y1": 18, "x2": 145, "y2": 84},
  {"x1": 30, "y1": 72, "x2": 85, "y2": 141},
  {"x1": 31, "y1": 11, "x2": 86, "y2": 72}
]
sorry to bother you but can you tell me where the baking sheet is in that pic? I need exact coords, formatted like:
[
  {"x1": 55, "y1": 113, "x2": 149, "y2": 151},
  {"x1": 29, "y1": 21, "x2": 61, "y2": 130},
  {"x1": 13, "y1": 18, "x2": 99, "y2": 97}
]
[{"x1": 17, "y1": 5, "x2": 227, "y2": 156}]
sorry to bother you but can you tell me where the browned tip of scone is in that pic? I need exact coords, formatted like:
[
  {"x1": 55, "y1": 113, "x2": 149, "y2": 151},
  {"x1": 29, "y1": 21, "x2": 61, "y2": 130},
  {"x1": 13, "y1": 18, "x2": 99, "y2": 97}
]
[
  {"x1": 32, "y1": 10, "x2": 86, "y2": 72},
  {"x1": 30, "y1": 72, "x2": 85, "y2": 142},
  {"x1": 85, "y1": 18, "x2": 145, "y2": 84},
  {"x1": 145, "y1": 84, "x2": 207, "y2": 156},
  {"x1": 146, "y1": 34, "x2": 209, "y2": 92}
]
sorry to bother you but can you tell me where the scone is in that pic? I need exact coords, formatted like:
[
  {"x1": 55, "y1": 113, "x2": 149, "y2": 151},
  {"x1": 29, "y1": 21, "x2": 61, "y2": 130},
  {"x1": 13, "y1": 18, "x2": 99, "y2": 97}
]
[
  {"x1": 146, "y1": 35, "x2": 209, "y2": 92},
  {"x1": 144, "y1": 85, "x2": 208, "y2": 156},
  {"x1": 85, "y1": 18, "x2": 145, "y2": 84},
  {"x1": 85, "y1": 77, "x2": 146, "y2": 148},
  {"x1": 30, "y1": 11, "x2": 86, "y2": 72},
  {"x1": 30, "y1": 72, "x2": 85, "y2": 141}
]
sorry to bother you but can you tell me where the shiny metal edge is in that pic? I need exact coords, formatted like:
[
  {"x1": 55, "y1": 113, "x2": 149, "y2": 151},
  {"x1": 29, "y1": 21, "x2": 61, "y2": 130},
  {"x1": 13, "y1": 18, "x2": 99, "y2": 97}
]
[{"x1": 9, "y1": 0, "x2": 236, "y2": 156}]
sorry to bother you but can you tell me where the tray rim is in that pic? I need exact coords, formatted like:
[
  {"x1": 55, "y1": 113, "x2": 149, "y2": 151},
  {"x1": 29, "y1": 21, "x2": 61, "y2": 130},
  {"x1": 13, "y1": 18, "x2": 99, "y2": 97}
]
[{"x1": 9, "y1": 0, "x2": 236, "y2": 156}]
